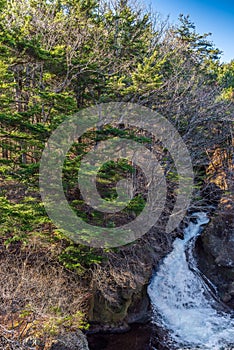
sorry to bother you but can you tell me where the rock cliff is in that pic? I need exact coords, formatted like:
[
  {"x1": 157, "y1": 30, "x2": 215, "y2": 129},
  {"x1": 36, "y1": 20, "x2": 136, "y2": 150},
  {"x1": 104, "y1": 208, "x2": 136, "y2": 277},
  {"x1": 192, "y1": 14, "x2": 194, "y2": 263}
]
[
  {"x1": 88, "y1": 225, "x2": 174, "y2": 331},
  {"x1": 195, "y1": 196, "x2": 234, "y2": 308}
]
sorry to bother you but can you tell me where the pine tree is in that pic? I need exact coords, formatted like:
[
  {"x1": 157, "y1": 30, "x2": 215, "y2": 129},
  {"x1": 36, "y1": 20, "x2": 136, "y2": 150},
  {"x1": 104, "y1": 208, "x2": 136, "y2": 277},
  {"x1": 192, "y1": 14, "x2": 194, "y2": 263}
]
[{"x1": 175, "y1": 14, "x2": 221, "y2": 63}]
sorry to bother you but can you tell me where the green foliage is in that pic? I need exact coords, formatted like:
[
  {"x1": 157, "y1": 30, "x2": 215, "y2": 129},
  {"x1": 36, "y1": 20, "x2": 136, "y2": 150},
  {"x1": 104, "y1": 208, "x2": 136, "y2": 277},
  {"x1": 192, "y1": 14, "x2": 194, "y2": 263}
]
[
  {"x1": 42, "y1": 310, "x2": 89, "y2": 336},
  {"x1": 0, "y1": 0, "x2": 232, "y2": 272},
  {"x1": 58, "y1": 245, "x2": 103, "y2": 273},
  {"x1": 126, "y1": 51, "x2": 165, "y2": 94},
  {"x1": 0, "y1": 194, "x2": 49, "y2": 245},
  {"x1": 217, "y1": 60, "x2": 234, "y2": 100},
  {"x1": 123, "y1": 194, "x2": 145, "y2": 215}
]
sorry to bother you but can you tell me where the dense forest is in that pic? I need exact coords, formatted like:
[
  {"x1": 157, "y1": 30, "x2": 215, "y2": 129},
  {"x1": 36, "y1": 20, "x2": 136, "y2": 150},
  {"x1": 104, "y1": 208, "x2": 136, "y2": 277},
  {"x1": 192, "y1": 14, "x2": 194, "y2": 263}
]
[{"x1": 0, "y1": 0, "x2": 233, "y2": 349}]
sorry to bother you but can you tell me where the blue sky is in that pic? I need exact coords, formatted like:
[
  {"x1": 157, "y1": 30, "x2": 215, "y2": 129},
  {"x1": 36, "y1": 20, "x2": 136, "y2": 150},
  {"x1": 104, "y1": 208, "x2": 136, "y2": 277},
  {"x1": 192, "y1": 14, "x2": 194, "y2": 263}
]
[{"x1": 147, "y1": 0, "x2": 234, "y2": 62}]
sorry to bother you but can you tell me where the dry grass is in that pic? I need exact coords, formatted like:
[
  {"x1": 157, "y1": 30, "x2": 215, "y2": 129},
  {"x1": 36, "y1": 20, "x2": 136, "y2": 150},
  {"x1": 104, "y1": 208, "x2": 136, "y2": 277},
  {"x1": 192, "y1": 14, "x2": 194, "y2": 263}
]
[{"x1": 0, "y1": 238, "x2": 90, "y2": 349}]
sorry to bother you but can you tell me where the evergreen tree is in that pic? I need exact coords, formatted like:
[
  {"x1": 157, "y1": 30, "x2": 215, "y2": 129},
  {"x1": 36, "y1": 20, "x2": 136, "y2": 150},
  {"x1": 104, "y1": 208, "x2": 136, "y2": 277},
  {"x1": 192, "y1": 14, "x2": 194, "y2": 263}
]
[{"x1": 175, "y1": 14, "x2": 221, "y2": 63}]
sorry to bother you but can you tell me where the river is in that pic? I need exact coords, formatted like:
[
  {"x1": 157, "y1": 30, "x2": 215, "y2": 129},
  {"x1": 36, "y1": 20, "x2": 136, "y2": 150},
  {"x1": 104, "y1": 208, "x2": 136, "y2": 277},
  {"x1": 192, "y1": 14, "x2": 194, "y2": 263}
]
[{"x1": 148, "y1": 212, "x2": 234, "y2": 350}]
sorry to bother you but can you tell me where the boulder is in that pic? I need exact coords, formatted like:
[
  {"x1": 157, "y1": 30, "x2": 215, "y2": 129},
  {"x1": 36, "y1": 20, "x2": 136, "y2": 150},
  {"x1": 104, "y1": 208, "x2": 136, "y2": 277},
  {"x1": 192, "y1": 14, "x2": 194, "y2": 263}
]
[{"x1": 50, "y1": 331, "x2": 89, "y2": 350}]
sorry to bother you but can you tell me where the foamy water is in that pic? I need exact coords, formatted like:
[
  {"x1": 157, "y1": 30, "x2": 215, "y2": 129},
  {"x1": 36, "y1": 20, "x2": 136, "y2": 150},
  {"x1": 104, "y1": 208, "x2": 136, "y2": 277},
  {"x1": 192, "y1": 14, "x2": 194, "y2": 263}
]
[{"x1": 148, "y1": 213, "x2": 234, "y2": 349}]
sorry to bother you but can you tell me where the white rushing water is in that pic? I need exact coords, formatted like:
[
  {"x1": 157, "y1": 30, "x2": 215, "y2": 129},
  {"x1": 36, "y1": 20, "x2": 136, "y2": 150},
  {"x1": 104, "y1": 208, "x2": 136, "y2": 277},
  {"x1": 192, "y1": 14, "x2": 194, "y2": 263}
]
[{"x1": 148, "y1": 212, "x2": 234, "y2": 350}]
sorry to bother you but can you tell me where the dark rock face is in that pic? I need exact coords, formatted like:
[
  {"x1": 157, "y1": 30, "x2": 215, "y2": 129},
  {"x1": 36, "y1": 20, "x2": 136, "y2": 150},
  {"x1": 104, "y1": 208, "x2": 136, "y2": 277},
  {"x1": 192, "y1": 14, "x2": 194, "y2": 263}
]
[
  {"x1": 195, "y1": 196, "x2": 234, "y2": 308},
  {"x1": 88, "y1": 226, "x2": 174, "y2": 331},
  {"x1": 89, "y1": 280, "x2": 151, "y2": 330}
]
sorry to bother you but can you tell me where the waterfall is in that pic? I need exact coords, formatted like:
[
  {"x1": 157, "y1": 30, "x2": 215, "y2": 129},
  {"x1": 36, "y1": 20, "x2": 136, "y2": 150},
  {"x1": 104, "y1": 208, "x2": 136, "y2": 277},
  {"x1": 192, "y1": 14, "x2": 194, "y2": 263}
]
[{"x1": 148, "y1": 212, "x2": 234, "y2": 350}]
